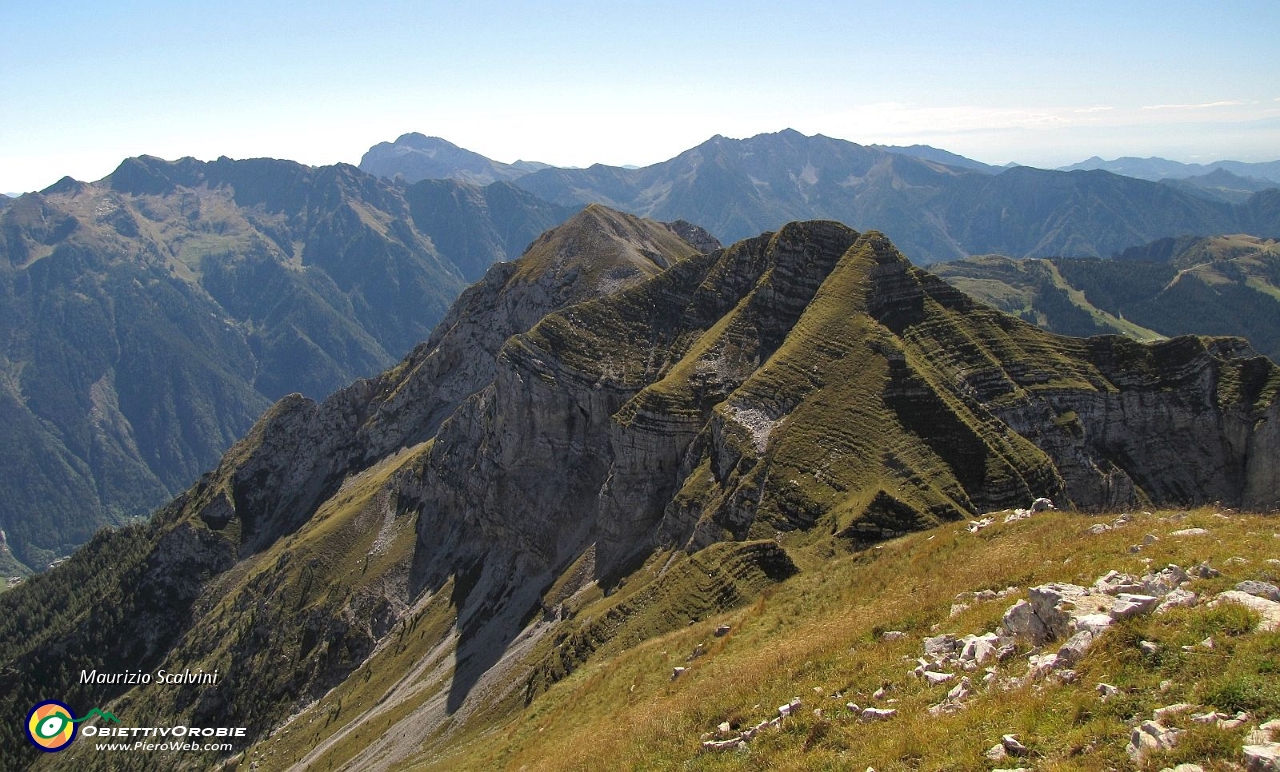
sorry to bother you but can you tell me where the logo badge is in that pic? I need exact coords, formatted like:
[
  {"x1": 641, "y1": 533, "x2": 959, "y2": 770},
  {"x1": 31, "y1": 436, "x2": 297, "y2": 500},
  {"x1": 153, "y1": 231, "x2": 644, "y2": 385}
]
[{"x1": 25, "y1": 700, "x2": 78, "y2": 752}]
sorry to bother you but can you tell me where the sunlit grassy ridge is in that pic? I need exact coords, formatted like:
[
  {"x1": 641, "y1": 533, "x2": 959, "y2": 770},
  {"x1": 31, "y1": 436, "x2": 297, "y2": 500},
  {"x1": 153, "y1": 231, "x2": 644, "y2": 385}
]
[{"x1": 417, "y1": 507, "x2": 1278, "y2": 771}]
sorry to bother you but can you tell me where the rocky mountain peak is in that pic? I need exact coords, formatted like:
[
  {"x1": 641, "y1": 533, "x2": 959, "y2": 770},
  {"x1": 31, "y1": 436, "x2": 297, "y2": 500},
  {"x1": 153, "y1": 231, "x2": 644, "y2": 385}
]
[
  {"x1": 39, "y1": 175, "x2": 87, "y2": 196},
  {"x1": 392, "y1": 132, "x2": 456, "y2": 153},
  {"x1": 360, "y1": 133, "x2": 530, "y2": 185}
]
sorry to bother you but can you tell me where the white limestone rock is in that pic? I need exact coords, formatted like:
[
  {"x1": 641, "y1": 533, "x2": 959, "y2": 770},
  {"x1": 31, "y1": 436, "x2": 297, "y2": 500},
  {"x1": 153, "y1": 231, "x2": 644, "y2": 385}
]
[
  {"x1": 1243, "y1": 743, "x2": 1280, "y2": 772},
  {"x1": 1156, "y1": 588, "x2": 1198, "y2": 613},
  {"x1": 1127, "y1": 720, "x2": 1182, "y2": 760},
  {"x1": 1237, "y1": 580, "x2": 1280, "y2": 602},
  {"x1": 1110, "y1": 593, "x2": 1160, "y2": 620}
]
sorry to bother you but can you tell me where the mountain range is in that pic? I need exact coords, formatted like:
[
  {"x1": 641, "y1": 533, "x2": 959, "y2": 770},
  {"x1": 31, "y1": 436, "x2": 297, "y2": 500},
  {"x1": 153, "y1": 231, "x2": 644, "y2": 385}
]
[
  {"x1": 2, "y1": 207, "x2": 1277, "y2": 770},
  {"x1": 934, "y1": 234, "x2": 1280, "y2": 363},
  {"x1": 359, "y1": 133, "x2": 554, "y2": 186},
  {"x1": 363, "y1": 129, "x2": 1280, "y2": 263},
  {"x1": 0, "y1": 156, "x2": 574, "y2": 573},
  {"x1": 1060, "y1": 155, "x2": 1280, "y2": 185},
  {"x1": 5, "y1": 130, "x2": 1280, "y2": 576}
]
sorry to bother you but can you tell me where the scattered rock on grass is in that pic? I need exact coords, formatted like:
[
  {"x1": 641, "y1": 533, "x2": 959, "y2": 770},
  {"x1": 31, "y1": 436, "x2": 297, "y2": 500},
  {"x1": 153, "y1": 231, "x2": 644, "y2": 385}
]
[
  {"x1": 946, "y1": 676, "x2": 971, "y2": 703},
  {"x1": 1152, "y1": 703, "x2": 1196, "y2": 721},
  {"x1": 1157, "y1": 588, "x2": 1198, "y2": 613},
  {"x1": 1189, "y1": 562, "x2": 1221, "y2": 579},
  {"x1": 1110, "y1": 593, "x2": 1160, "y2": 620},
  {"x1": 1001, "y1": 734, "x2": 1029, "y2": 756},
  {"x1": 967, "y1": 517, "x2": 994, "y2": 533},
  {"x1": 1236, "y1": 581, "x2": 1280, "y2": 602},
  {"x1": 1095, "y1": 570, "x2": 1144, "y2": 595},
  {"x1": 958, "y1": 632, "x2": 999, "y2": 668},
  {"x1": 1127, "y1": 720, "x2": 1182, "y2": 760}
]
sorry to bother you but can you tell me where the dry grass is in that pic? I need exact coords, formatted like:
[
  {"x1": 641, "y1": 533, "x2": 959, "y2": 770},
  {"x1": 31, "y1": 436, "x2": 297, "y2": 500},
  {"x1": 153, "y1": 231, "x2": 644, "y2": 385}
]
[{"x1": 413, "y1": 507, "x2": 1278, "y2": 771}]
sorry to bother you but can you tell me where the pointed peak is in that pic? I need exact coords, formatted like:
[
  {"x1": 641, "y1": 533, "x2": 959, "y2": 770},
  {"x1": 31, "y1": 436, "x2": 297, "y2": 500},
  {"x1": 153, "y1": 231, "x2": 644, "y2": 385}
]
[
  {"x1": 41, "y1": 176, "x2": 87, "y2": 196},
  {"x1": 774, "y1": 219, "x2": 859, "y2": 245},
  {"x1": 576, "y1": 202, "x2": 637, "y2": 225},
  {"x1": 512, "y1": 205, "x2": 706, "y2": 288},
  {"x1": 854, "y1": 229, "x2": 912, "y2": 264}
]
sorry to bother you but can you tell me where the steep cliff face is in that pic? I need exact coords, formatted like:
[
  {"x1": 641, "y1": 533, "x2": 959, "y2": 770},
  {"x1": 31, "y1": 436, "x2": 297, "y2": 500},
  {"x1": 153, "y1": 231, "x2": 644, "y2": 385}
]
[{"x1": 991, "y1": 335, "x2": 1280, "y2": 510}]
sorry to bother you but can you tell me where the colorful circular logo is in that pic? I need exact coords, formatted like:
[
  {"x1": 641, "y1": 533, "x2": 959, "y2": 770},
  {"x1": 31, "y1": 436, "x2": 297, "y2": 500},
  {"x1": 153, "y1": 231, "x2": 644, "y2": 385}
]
[{"x1": 25, "y1": 701, "x2": 77, "y2": 752}]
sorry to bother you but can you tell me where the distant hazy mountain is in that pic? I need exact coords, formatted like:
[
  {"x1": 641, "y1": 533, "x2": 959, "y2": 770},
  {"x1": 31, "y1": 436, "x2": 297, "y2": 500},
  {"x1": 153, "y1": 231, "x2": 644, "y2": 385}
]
[
  {"x1": 403, "y1": 178, "x2": 577, "y2": 281},
  {"x1": 359, "y1": 131, "x2": 1280, "y2": 263},
  {"x1": 1157, "y1": 168, "x2": 1278, "y2": 204},
  {"x1": 359, "y1": 132, "x2": 552, "y2": 185},
  {"x1": 935, "y1": 234, "x2": 1280, "y2": 362},
  {"x1": 1061, "y1": 155, "x2": 1280, "y2": 185},
  {"x1": 870, "y1": 143, "x2": 1004, "y2": 173},
  {"x1": 511, "y1": 129, "x2": 1280, "y2": 262},
  {"x1": 0, "y1": 155, "x2": 577, "y2": 572}
]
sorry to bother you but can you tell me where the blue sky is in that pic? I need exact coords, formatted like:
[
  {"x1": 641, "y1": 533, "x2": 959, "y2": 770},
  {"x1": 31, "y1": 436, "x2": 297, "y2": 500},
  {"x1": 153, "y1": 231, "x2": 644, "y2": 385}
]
[{"x1": 3, "y1": 0, "x2": 1278, "y2": 193}]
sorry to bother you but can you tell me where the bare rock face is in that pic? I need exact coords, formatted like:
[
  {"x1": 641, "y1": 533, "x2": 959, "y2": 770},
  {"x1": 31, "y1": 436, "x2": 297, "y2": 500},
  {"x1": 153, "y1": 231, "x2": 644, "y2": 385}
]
[{"x1": 992, "y1": 336, "x2": 1280, "y2": 511}]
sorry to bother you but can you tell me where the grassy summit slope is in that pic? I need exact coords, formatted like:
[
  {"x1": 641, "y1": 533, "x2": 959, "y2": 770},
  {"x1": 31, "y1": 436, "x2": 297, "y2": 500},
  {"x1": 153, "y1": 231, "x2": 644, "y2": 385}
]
[{"x1": 420, "y1": 506, "x2": 1280, "y2": 772}]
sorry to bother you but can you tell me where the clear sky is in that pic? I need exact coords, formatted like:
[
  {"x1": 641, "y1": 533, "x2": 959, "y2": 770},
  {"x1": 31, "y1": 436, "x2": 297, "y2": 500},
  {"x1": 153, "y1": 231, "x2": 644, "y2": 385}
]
[{"x1": 3, "y1": 0, "x2": 1278, "y2": 193}]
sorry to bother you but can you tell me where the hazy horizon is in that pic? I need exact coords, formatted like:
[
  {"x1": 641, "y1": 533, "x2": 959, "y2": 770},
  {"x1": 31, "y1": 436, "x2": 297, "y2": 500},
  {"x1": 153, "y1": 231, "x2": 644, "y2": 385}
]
[{"x1": 4, "y1": 0, "x2": 1278, "y2": 193}]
